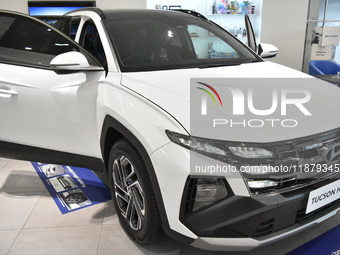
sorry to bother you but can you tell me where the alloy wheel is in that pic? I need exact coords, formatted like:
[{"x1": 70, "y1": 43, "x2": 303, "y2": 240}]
[{"x1": 112, "y1": 155, "x2": 145, "y2": 230}]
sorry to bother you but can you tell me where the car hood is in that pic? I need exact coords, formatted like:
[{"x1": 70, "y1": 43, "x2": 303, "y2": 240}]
[{"x1": 121, "y1": 61, "x2": 340, "y2": 143}]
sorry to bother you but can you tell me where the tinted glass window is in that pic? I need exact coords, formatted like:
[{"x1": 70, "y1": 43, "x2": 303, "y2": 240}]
[
  {"x1": 70, "y1": 18, "x2": 80, "y2": 40},
  {"x1": 0, "y1": 13, "x2": 99, "y2": 68},
  {"x1": 0, "y1": 16, "x2": 15, "y2": 39},
  {"x1": 36, "y1": 16, "x2": 72, "y2": 37},
  {"x1": 104, "y1": 12, "x2": 260, "y2": 72},
  {"x1": 81, "y1": 21, "x2": 106, "y2": 66}
]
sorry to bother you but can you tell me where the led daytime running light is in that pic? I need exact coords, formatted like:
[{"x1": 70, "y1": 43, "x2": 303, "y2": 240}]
[
  {"x1": 166, "y1": 131, "x2": 226, "y2": 156},
  {"x1": 229, "y1": 147, "x2": 274, "y2": 158}
]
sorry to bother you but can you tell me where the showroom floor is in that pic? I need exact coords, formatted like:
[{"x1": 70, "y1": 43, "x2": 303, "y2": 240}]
[{"x1": 0, "y1": 158, "x2": 340, "y2": 255}]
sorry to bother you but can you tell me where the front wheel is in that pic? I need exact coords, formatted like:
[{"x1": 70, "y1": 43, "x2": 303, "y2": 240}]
[{"x1": 108, "y1": 138, "x2": 162, "y2": 244}]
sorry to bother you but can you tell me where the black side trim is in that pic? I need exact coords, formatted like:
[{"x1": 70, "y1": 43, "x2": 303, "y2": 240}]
[
  {"x1": 100, "y1": 115, "x2": 170, "y2": 229},
  {"x1": 28, "y1": 1, "x2": 96, "y2": 8},
  {"x1": 0, "y1": 140, "x2": 103, "y2": 171}
]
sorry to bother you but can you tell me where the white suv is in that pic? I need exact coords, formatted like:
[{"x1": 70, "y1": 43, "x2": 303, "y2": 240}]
[{"x1": 0, "y1": 8, "x2": 340, "y2": 251}]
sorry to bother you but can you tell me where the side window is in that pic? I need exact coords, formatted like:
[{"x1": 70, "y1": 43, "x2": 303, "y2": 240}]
[
  {"x1": 80, "y1": 21, "x2": 107, "y2": 66},
  {"x1": 0, "y1": 16, "x2": 15, "y2": 39},
  {"x1": 39, "y1": 17, "x2": 72, "y2": 37},
  {"x1": 70, "y1": 18, "x2": 81, "y2": 40},
  {"x1": 0, "y1": 13, "x2": 77, "y2": 68},
  {"x1": 37, "y1": 17, "x2": 78, "y2": 40}
]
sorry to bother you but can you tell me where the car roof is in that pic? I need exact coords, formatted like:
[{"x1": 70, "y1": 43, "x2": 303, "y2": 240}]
[{"x1": 67, "y1": 7, "x2": 206, "y2": 21}]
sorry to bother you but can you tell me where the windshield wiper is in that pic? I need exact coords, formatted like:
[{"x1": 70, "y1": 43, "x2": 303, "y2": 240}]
[
  {"x1": 176, "y1": 59, "x2": 261, "y2": 70},
  {"x1": 197, "y1": 62, "x2": 242, "y2": 68}
]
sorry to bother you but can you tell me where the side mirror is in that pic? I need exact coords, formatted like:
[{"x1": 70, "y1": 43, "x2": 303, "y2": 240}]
[
  {"x1": 258, "y1": 43, "x2": 278, "y2": 58},
  {"x1": 50, "y1": 51, "x2": 104, "y2": 73}
]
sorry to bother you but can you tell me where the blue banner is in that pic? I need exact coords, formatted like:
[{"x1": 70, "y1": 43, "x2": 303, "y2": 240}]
[{"x1": 32, "y1": 162, "x2": 111, "y2": 214}]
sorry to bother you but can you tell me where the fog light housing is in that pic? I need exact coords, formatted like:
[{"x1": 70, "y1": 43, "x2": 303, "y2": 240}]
[{"x1": 193, "y1": 178, "x2": 228, "y2": 211}]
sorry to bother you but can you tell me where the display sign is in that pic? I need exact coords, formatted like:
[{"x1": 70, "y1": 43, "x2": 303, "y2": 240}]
[
  {"x1": 310, "y1": 44, "x2": 334, "y2": 60},
  {"x1": 321, "y1": 26, "x2": 340, "y2": 46},
  {"x1": 32, "y1": 162, "x2": 111, "y2": 214},
  {"x1": 28, "y1": 1, "x2": 95, "y2": 16},
  {"x1": 306, "y1": 179, "x2": 340, "y2": 214}
]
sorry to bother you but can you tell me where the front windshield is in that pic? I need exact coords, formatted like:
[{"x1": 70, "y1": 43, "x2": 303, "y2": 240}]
[{"x1": 104, "y1": 11, "x2": 260, "y2": 72}]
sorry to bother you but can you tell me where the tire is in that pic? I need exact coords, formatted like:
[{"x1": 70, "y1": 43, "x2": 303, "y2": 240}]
[{"x1": 108, "y1": 138, "x2": 162, "y2": 244}]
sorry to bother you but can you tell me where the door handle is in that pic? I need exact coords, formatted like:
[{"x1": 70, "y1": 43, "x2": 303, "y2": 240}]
[{"x1": 0, "y1": 88, "x2": 18, "y2": 98}]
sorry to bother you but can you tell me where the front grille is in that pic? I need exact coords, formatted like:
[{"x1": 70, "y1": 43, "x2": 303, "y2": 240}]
[
  {"x1": 295, "y1": 198, "x2": 340, "y2": 223},
  {"x1": 238, "y1": 128, "x2": 340, "y2": 195},
  {"x1": 250, "y1": 197, "x2": 340, "y2": 238}
]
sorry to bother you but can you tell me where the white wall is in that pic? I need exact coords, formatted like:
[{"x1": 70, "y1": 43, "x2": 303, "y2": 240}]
[
  {"x1": 97, "y1": 0, "x2": 146, "y2": 9},
  {"x1": 260, "y1": 0, "x2": 309, "y2": 71},
  {"x1": 1, "y1": 0, "x2": 28, "y2": 13},
  {"x1": 0, "y1": 0, "x2": 146, "y2": 14}
]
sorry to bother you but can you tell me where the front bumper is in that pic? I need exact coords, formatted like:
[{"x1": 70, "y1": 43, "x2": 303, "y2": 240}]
[
  {"x1": 151, "y1": 143, "x2": 340, "y2": 251},
  {"x1": 190, "y1": 207, "x2": 339, "y2": 251},
  {"x1": 182, "y1": 176, "x2": 340, "y2": 251}
]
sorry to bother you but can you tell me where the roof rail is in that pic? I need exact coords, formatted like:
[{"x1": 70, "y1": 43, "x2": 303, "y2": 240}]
[
  {"x1": 66, "y1": 7, "x2": 106, "y2": 19},
  {"x1": 173, "y1": 9, "x2": 207, "y2": 20}
]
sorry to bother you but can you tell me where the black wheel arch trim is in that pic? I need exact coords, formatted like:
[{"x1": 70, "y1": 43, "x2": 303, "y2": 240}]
[{"x1": 100, "y1": 115, "x2": 171, "y2": 230}]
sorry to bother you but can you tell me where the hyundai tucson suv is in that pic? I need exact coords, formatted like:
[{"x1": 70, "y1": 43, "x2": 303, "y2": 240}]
[{"x1": 0, "y1": 8, "x2": 340, "y2": 251}]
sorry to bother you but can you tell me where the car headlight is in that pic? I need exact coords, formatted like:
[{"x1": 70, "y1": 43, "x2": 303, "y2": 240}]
[
  {"x1": 166, "y1": 130, "x2": 279, "y2": 195},
  {"x1": 166, "y1": 130, "x2": 226, "y2": 156},
  {"x1": 166, "y1": 130, "x2": 274, "y2": 162}
]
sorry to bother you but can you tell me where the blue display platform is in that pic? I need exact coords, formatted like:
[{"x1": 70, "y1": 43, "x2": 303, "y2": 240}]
[
  {"x1": 32, "y1": 162, "x2": 111, "y2": 214},
  {"x1": 288, "y1": 225, "x2": 340, "y2": 255}
]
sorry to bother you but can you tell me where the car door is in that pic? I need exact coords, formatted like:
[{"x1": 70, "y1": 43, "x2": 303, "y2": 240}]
[{"x1": 0, "y1": 11, "x2": 105, "y2": 167}]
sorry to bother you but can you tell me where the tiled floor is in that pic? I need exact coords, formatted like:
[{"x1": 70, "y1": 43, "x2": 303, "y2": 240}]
[{"x1": 0, "y1": 158, "x2": 339, "y2": 255}]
